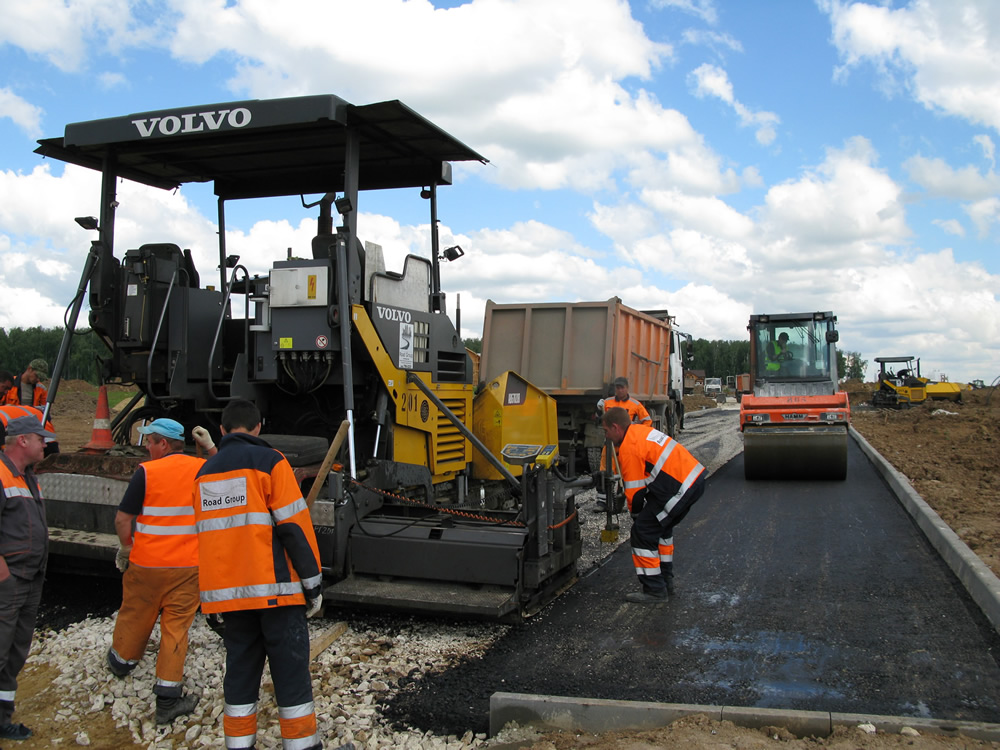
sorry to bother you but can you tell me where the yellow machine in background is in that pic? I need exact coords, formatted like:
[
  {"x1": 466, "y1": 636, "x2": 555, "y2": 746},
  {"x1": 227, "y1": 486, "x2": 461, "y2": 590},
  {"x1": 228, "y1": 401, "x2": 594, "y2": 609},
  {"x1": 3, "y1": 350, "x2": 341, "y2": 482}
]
[{"x1": 872, "y1": 356, "x2": 927, "y2": 408}]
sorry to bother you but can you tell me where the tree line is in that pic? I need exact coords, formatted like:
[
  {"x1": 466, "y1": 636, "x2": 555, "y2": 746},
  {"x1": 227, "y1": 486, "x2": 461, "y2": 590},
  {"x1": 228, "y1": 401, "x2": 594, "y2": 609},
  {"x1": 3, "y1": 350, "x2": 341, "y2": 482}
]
[
  {"x1": 0, "y1": 327, "x2": 107, "y2": 383},
  {"x1": 3, "y1": 327, "x2": 867, "y2": 387}
]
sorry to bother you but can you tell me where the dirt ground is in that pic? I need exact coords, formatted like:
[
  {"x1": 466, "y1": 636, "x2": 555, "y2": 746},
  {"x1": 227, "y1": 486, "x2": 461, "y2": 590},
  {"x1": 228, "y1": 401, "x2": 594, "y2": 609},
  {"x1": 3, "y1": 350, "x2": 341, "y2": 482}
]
[{"x1": 18, "y1": 380, "x2": 1000, "y2": 749}]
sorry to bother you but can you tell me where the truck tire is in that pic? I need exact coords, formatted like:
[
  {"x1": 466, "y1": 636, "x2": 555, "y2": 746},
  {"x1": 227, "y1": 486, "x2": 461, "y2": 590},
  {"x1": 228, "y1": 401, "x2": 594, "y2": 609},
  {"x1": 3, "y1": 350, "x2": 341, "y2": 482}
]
[{"x1": 587, "y1": 446, "x2": 603, "y2": 474}]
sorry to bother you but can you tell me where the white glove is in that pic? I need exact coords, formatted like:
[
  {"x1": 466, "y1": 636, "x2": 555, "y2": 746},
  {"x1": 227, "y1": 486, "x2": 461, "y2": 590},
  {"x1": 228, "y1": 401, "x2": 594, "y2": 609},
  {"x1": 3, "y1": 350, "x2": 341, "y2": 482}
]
[
  {"x1": 115, "y1": 546, "x2": 131, "y2": 573},
  {"x1": 192, "y1": 426, "x2": 215, "y2": 451},
  {"x1": 596, "y1": 399, "x2": 605, "y2": 413},
  {"x1": 305, "y1": 594, "x2": 323, "y2": 618}
]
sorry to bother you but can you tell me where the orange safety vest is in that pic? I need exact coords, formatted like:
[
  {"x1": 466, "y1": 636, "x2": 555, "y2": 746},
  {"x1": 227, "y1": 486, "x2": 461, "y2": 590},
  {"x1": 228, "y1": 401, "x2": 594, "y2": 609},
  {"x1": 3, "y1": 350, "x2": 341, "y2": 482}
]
[
  {"x1": 0, "y1": 405, "x2": 55, "y2": 435},
  {"x1": 604, "y1": 396, "x2": 650, "y2": 424},
  {"x1": 193, "y1": 434, "x2": 322, "y2": 614},
  {"x1": 618, "y1": 423, "x2": 705, "y2": 514},
  {"x1": 129, "y1": 453, "x2": 202, "y2": 568},
  {"x1": 2, "y1": 377, "x2": 47, "y2": 408}
]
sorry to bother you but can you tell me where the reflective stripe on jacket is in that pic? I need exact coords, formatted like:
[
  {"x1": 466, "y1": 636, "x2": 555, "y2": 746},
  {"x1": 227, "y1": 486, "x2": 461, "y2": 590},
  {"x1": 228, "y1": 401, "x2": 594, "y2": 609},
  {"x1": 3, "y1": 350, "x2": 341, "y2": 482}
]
[
  {"x1": 0, "y1": 452, "x2": 48, "y2": 579},
  {"x1": 129, "y1": 453, "x2": 203, "y2": 568},
  {"x1": 618, "y1": 423, "x2": 705, "y2": 520},
  {"x1": 1, "y1": 376, "x2": 46, "y2": 407},
  {"x1": 193, "y1": 432, "x2": 322, "y2": 614},
  {"x1": 603, "y1": 396, "x2": 651, "y2": 424},
  {"x1": 0, "y1": 405, "x2": 56, "y2": 436}
]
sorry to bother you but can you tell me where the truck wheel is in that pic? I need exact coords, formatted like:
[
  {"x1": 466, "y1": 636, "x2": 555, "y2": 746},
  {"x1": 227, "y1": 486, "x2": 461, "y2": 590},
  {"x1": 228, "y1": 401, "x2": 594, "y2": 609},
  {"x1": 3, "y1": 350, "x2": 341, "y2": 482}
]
[{"x1": 587, "y1": 447, "x2": 603, "y2": 474}]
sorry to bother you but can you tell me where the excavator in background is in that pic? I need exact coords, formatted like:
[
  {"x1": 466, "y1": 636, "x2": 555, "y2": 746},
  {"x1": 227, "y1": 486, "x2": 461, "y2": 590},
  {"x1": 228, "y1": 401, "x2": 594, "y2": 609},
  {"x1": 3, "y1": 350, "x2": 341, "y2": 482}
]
[
  {"x1": 739, "y1": 312, "x2": 850, "y2": 480},
  {"x1": 31, "y1": 94, "x2": 583, "y2": 621}
]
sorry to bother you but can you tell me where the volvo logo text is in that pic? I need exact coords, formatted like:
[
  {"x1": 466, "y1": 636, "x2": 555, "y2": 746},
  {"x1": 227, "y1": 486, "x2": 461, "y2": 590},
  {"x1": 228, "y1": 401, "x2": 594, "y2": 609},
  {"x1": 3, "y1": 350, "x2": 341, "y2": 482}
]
[
  {"x1": 131, "y1": 108, "x2": 252, "y2": 138},
  {"x1": 376, "y1": 306, "x2": 412, "y2": 323}
]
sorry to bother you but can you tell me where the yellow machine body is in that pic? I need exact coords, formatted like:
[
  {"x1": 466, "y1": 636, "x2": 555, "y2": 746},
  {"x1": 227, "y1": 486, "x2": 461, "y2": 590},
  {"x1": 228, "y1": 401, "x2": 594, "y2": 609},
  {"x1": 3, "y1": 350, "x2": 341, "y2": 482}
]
[
  {"x1": 352, "y1": 304, "x2": 472, "y2": 483},
  {"x1": 472, "y1": 371, "x2": 560, "y2": 480}
]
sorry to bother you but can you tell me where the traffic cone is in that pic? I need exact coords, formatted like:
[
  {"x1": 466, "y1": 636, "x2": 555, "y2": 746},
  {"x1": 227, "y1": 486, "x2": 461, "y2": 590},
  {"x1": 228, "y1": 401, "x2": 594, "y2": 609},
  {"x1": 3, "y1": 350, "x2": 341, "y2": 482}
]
[{"x1": 82, "y1": 385, "x2": 116, "y2": 453}]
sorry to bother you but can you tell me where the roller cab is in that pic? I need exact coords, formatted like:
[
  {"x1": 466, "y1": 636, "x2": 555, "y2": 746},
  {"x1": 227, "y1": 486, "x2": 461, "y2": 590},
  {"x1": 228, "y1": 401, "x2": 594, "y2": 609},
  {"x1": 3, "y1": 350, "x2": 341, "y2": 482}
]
[{"x1": 740, "y1": 312, "x2": 850, "y2": 480}]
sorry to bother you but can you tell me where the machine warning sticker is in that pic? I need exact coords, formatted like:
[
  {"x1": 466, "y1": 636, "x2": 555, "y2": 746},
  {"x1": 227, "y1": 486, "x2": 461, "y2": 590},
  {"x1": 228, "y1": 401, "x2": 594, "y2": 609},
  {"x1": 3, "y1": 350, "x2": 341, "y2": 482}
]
[
  {"x1": 399, "y1": 322, "x2": 413, "y2": 369},
  {"x1": 279, "y1": 337, "x2": 293, "y2": 349},
  {"x1": 127, "y1": 284, "x2": 138, "y2": 297},
  {"x1": 315, "y1": 335, "x2": 328, "y2": 349},
  {"x1": 307, "y1": 274, "x2": 317, "y2": 299},
  {"x1": 199, "y1": 477, "x2": 248, "y2": 512}
]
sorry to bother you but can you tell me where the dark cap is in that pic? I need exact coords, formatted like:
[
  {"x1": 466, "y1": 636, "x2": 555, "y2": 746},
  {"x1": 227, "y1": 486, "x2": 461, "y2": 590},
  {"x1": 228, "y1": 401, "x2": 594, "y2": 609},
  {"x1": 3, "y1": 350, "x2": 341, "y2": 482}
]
[
  {"x1": 613, "y1": 376, "x2": 629, "y2": 387},
  {"x1": 778, "y1": 332, "x2": 789, "y2": 341},
  {"x1": 6, "y1": 416, "x2": 57, "y2": 440},
  {"x1": 28, "y1": 359, "x2": 49, "y2": 379}
]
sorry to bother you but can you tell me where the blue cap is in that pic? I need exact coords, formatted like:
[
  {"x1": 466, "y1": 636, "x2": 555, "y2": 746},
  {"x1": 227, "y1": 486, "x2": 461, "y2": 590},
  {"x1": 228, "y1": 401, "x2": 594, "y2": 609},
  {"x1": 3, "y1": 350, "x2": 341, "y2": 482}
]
[{"x1": 137, "y1": 418, "x2": 184, "y2": 441}]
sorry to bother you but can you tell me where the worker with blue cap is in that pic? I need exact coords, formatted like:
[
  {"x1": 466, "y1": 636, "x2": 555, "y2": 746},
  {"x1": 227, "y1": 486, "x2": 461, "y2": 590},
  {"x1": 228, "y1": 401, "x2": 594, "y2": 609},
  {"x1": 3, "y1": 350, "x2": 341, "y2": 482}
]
[{"x1": 107, "y1": 417, "x2": 216, "y2": 725}]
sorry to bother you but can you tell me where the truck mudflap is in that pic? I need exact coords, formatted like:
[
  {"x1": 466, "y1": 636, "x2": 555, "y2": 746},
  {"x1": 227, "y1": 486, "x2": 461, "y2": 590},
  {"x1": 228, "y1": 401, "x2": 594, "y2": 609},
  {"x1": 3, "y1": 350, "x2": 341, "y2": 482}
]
[{"x1": 743, "y1": 425, "x2": 848, "y2": 481}]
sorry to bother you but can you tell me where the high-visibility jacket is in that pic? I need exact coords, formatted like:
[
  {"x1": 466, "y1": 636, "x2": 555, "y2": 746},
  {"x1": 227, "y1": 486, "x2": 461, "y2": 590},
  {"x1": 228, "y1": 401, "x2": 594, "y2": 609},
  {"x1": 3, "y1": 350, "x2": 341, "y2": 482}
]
[
  {"x1": 129, "y1": 453, "x2": 202, "y2": 568},
  {"x1": 618, "y1": 423, "x2": 705, "y2": 519},
  {"x1": 0, "y1": 452, "x2": 48, "y2": 580},
  {"x1": 193, "y1": 432, "x2": 322, "y2": 614},
  {"x1": 603, "y1": 396, "x2": 651, "y2": 424},
  {"x1": 0, "y1": 405, "x2": 56, "y2": 436},
  {"x1": 2, "y1": 376, "x2": 47, "y2": 408},
  {"x1": 765, "y1": 341, "x2": 785, "y2": 371}
]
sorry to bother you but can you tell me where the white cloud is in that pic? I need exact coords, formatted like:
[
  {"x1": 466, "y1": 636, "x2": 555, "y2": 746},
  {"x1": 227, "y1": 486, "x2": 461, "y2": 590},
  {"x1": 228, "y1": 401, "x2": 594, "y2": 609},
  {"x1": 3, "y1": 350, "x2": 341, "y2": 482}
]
[
  {"x1": 759, "y1": 136, "x2": 908, "y2": 262},
  {"x1": 932, "y1": 218, "x2": 965, "y2": 237},
  {"x1": 0, "y1": 0, "x2": 152, "y2": 72},
  {"x1": 688, "y1": 63, "x2": 780, "y2": 145},
  {"x1": 974, "y1": 134, "x2": 996, "y2": 169},
  {"x1": 0, "y1": 88, "x2": 43, "y2": 138},
  {"x1": 965, "y1": 197, "x2": 1000, "y2": 238},
  {"x1": 904, "y1": 154, "x2": 1000, "y2": 199},
  {"x1": 824, "y1": 0, "x2": 1000, "y2": 132},
  {"x1": 650, "y1": 0, "x2": 718, "y2": 25}
]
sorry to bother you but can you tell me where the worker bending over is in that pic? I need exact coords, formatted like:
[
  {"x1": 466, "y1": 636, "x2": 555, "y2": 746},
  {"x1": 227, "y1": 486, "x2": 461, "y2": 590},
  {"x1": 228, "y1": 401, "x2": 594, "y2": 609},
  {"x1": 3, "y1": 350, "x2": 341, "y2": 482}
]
[{"x1": 601, "y1": 406, "x2": 706, "y2": 603}]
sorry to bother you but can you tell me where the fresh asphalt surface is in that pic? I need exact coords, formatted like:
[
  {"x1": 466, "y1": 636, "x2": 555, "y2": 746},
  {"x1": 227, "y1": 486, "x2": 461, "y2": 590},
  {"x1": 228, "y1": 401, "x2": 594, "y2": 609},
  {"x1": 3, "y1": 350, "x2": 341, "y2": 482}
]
[{"x1": 382, "y1": 435, "x2": 1000, "y2": 737}]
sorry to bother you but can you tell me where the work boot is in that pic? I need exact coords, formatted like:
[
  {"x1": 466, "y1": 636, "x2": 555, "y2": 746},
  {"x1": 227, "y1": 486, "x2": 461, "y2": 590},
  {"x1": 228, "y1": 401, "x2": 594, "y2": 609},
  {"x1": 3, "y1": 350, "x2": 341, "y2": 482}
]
[
  {"x1": 594, "y1": 500, "x2": 607, "y2": 512},
  {"x1": 0, "y1": 720, "x2": 32, "y2": 739},
  {"x1": 625, "y1": 590, "x2": 667, "y2": 604},
  {"x1": 155, "y1": 693, "x2": 199, "y2": 725},
  {"x1": 106, "y1": 648, "x2": 132, "y2": 678}
]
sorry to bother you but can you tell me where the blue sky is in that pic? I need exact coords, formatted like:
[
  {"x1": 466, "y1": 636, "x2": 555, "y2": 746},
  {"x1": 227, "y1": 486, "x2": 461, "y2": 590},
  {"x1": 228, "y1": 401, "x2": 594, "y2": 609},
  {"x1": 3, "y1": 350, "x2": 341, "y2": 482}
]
[{"x1": 1, "y1": 0, "x2": 998, "y2": 383}]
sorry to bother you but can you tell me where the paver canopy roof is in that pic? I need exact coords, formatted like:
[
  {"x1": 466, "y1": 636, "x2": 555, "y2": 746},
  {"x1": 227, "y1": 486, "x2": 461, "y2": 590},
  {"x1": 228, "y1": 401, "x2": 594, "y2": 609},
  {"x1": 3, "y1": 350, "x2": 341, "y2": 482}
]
[{"x1": 35, "y1": 94, "x2": 487, "y2": 199}]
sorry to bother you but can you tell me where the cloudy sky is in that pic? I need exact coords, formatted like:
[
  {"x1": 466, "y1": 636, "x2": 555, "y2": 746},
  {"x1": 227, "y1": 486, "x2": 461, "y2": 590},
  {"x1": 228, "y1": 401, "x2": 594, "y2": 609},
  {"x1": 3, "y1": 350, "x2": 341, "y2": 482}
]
[{"x1": 1, "y1": 0, "x2": 998, "y2": 383}]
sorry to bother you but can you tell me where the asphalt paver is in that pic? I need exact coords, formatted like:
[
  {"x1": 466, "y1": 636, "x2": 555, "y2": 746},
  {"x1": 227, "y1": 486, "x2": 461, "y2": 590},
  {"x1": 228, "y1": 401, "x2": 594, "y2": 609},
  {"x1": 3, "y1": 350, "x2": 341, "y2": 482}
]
[{"x1": 382, "y1": 439, "x2": 1000, "y2": 736}]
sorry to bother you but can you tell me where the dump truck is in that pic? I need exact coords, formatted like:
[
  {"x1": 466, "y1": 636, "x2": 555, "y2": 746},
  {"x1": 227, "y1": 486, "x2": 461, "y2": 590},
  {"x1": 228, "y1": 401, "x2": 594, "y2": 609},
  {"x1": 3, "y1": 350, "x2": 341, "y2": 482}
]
[
  {"x1": 739, "y1": 312, "x2": 850, "y2": 480},
  {"x1": 479, "y1": 299, "x2": 689, "y2": 472},
  {"x1": 32, "y1": 93, "x2": 583, "y2": 621}
]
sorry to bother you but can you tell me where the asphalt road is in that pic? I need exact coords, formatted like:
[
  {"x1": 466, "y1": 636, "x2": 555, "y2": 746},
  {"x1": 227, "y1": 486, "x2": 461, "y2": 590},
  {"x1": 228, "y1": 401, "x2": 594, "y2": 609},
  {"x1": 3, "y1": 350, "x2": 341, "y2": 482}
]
[{"x1": 382, "y1": 435, "x2": 1000, "y2": 737}]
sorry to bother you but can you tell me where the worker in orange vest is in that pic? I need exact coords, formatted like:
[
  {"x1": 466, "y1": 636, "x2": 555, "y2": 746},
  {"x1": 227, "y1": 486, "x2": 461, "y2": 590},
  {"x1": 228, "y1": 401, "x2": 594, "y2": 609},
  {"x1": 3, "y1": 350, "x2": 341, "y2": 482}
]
[
  {"x1": 601, "y1": 406, "x2": 706, "y2": 603},
  {"x1": 106, "y1": 418, "x2": 215, "y2": 725},
  {"x1": 0, "y1": 416, "x2": 56, "y2": 741},
  {"x1": 2, "y1": 360, "x2": 48, "y2": 408},
  {"x1": 193, "y1": 399, "x2": 322, "y2": 750},
  {"x1": 594, "y1": 376, "x2": 651, "y2": 511},
  {"x1": 0, "y1": 406, "x2": 58, "y2": 456}
]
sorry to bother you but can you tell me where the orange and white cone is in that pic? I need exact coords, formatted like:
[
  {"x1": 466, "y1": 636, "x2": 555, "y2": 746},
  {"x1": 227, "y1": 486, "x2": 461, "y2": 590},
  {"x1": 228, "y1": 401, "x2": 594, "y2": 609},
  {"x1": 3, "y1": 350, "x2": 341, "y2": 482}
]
[{"x1": 82, "y1": 385, "x2": 116, "y2": 453}]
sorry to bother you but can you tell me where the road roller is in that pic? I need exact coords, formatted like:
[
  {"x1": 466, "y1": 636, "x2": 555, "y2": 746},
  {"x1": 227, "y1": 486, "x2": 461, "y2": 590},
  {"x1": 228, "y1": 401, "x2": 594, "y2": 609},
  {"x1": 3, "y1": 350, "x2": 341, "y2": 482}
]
[{"x1": 739, "y1": 311, "x2": 850, "y2": 480}]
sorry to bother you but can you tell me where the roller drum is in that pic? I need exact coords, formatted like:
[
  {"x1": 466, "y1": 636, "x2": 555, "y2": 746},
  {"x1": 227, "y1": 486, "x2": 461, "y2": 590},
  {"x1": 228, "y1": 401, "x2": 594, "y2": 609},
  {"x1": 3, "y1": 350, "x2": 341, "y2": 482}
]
[{"x1": 743, "y1": 425, "x2": 848, "y2": 480}]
